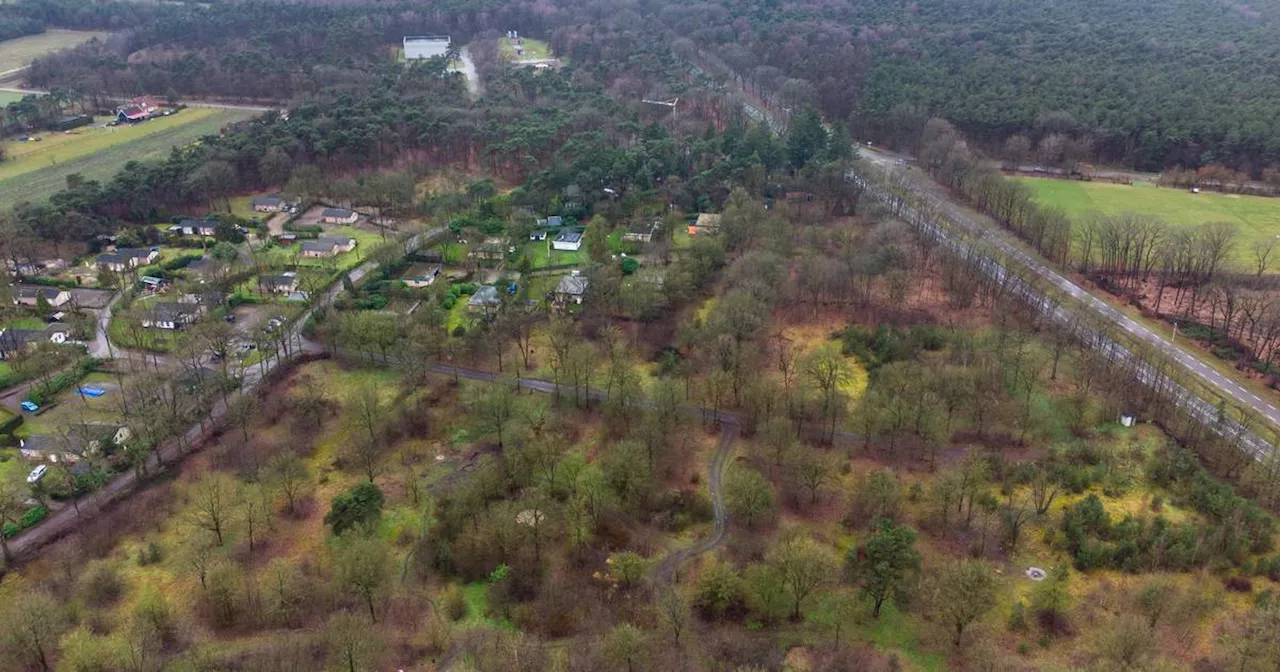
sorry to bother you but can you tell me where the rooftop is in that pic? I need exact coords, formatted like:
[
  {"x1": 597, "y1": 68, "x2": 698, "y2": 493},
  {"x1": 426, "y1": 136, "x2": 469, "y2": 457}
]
[
  {"x1": 556, "y1": 275, "x2": 589, "y2": 295},
  {"x1": 554, "y1": 231, "x2": 583, "y2": 244}
]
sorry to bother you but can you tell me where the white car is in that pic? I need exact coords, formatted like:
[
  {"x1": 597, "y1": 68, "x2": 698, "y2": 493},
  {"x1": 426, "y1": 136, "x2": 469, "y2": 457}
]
[{"x1": 27, "y1": 465, "x2": 47, "y2": 484}]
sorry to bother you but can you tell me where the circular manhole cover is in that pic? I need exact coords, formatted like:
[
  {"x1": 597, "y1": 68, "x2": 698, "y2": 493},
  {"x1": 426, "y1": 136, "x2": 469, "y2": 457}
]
[{"x1": 1026, "y1": 567, "x2": 1047, "y2": 581}]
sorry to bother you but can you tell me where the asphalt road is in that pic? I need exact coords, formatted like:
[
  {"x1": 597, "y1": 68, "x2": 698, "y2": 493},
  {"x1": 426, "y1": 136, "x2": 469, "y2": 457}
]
[{"x1": 852, "y1": 151, "x2": 1278, "y2": 459}]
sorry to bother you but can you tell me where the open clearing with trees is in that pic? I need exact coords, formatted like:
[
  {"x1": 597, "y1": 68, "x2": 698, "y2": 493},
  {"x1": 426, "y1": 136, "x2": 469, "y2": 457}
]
[
  {"x1": 0, "y1": 107, "x2": 254, "y2": 205},
  {"x1": 1022, "y1": 177, "x2": 1280, "y2": 264},
  {"x1": 0, "y1": 29, "x2": 106, "y2": 72}
]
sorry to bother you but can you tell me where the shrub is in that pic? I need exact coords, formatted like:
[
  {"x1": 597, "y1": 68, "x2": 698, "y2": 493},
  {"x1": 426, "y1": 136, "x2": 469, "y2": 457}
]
[
  {"x1": 324, "y1": 482, "x2": 384, "y2": 534},
  {"x1": 1225, "y1": 576, "x2": 1253, "y2": 592},
  {"x1": 620, "y1": 257, "x2": 640, "y2": 275},
  {"x1": 80, "y1": 561, "x2": 124, "y2": 607}
]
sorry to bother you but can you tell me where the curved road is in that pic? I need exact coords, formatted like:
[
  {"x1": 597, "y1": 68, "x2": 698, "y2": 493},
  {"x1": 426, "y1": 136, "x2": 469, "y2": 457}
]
[{"x1": 652, "y1": 423, "x2": 737, "y2": 586}]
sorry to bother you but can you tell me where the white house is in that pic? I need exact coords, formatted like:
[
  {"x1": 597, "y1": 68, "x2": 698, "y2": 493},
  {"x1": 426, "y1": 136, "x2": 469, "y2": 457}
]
[
  {"x1": 402, "y1": 264, "x2": 442, "y2": 288},
  {"x1": 13, "y1": 284, "x2": 71, "y2": 308},
  {"x1": 0, "y1": 326, "x2": 69, "y2": 359},
  {"x1": 552, "y1": 230, "x2": 583, "y2": 251},
  {"x1": 252, "y1": 196, "x2": 285, "y2": 212}
]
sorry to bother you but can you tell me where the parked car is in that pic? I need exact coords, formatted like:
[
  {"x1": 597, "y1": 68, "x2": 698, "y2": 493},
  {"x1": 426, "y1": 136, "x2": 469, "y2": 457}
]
[
  {"x1": 27, "y1": 465, "x2": 47, "y2": 484},
  {"x1": 20, "y1": 401, "x2": 39, "y2": 412}
]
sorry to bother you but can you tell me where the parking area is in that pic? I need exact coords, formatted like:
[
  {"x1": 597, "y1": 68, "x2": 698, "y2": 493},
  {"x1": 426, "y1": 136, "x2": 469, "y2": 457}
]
[
  {"x1": 72, "y1": 288, "x2": 115, "y2": 309},
  {"x1": 229, "y1": 304, "x2": 273, "y2": 336}
]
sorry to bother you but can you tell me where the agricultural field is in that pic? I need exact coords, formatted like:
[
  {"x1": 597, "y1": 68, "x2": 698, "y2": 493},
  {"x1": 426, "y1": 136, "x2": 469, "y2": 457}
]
[
  {"x1": 0, "y1": 29, "x2": 108, "y2": 73},
  {"x1": 0, "y1": 108, "x2": 257, "y2": 206},
  {"x1": 1022, "y1": 177, "x2": 1280, "y2": 265}
]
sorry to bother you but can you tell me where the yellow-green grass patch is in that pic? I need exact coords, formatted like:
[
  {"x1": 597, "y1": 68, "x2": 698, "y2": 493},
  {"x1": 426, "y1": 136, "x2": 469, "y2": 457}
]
[
  {"x1": 0, "y1": 108, "x2": 256, "y2": 206},
  {"x1": 1022, "y1": 177, "x2": 1280, "y2": 267},
  {"x1": 0, "y1": 29, "x2": 107, "y2": 72}
]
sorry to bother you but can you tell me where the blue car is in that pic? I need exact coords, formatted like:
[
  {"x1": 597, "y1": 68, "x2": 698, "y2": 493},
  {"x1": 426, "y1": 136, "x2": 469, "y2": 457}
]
[{"x1": 20, "y1": 401, "x2": 38, "y2": 412}]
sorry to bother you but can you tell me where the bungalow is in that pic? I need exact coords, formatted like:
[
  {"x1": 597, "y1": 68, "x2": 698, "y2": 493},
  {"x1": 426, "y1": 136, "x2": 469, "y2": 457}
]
[
  {"x1": 322, "y1": 208, "x2": 359, "y2": 224},
  {"x1": 536, "y1": 215, "x2": 564, "y2": 228},
  {"x1": 552, "y1": 230, "x2": 583, "y2": 252},
  {"x1": 0, "y1": 325, "x2": 69, "y2": 359},
  {"x1": 95, "y1": 252, "x2": 131, "y2": 274},
  {"x1": 260, "y1": 272, "x2": 299, "y2": 294},
  {"x1": 139, "y1": 276, "x2": 166, "y2": 292},
  {"x1": 689, "y1": 213, "x2": 721, "y2": 236},
  {"x1": 402, "y1": 264, "x2": 442, "y2": 288},
  {"x1": 300, "y1": 236, "x2": 358, "y2": 258},
  {"x1": 622, "y1": 220, "x2": 659, "y2": 244},
  {"x1": 554, "y1": 274, "x2": 590, "y2": 305},
  {"x1": 174, "y1": 219, "x2": 217, "y2": 237},
  {"x1": 115, "y1": 96, "x2": 161, "y2": 123},
  {"x1": 252, "y1": 196, "x2": 284, "y2": 212},
  {"x1": 140, "y1": 302, "x2": 204, "y2": 330},
  {"x1": 13, "y1": 285, "x2": 71, "y2": 308},
  {"x1": 276, "y1": 234, "x2": 298, "y2": 245},
  {"x1": 529, "y1": 230, "x2": 547, "y2": 242},
  {"x1": 467, "y1": 285, "x2": 502, "y2": 314},
  {"x1": 470, "y1": 238, "x2": 507, "y2": 264}
]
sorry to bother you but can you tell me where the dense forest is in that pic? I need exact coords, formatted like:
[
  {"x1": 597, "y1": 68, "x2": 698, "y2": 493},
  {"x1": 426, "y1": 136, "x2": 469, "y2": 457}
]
[{"x1": 18, "y1": 0, "x2": 1280, "y2": 171}]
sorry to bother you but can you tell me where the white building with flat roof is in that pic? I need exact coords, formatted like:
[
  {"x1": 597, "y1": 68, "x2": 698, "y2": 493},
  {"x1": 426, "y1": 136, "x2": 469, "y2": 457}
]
[{"x1": 404, "y1": 36, "x2": 451, "y2": 60}]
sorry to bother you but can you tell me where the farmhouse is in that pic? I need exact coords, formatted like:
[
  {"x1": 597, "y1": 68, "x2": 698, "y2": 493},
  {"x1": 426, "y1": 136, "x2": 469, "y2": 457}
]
[
  {"x1": 555, "y1": 273, "x2": 590, "y2": 305},
  {"x1": 402, "y1": 264, "x2": 441, "y2": 288},
  {"x1": 115, "y1": 96, "x2": 162, "y2": 123},
  {"x1": 322, "y1": 208, "x2": 359, "y2": 224},
  {"x1": 13, "y1": 285, "x2": 71, "y2": 308},
  {"x1": 403, "y1": 35, "x2": 452, "y2": 60},
  {"x1": 552, "y1": 230, "x2": 583, "y2": 251},
  {"x1": 690, "y1": 213, "x2": 721, "y2": 236},
  {"x1": 0, "y1": 325, "x2": 69, "y2": 359},
  {"x1": 260, "y1": 272, "x2": 299, "y2": 294},
  {"x1": 140, "y1": 302, "x2": 204, "y2": 330},
  {"x1": 251, "y1": 196, "x2": 284, "y2": 212},
  {"x1": 622, "y1": 220, "x2": 659, "y2": 243}
]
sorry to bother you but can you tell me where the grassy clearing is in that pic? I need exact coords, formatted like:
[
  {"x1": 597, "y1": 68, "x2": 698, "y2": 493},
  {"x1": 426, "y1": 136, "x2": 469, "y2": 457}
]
[
  {"x1": 519, "y1": 240, "x2": 583, "y2": 269},
  {"x1": 0, "y1": 108, "x2": 256, "y2": 205},
  {"x1": 258, "y1": 226, "x2": 383, "y2": 273},
  {"x1": 499, "y1": 36, "x2": 551, "y2": 60},
  {"x1": 0, "y1": 29, "x2": 107, "y2": 72},
  {"x1": 0, "y1": 91, "x2": 25, "y2": 105},
  {"x1": 1022, "y1": 177, "x2": 1280, "y2": 265}
]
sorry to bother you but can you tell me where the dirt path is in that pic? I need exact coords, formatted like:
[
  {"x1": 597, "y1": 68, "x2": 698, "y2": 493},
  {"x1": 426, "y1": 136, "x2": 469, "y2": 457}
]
[{"x1": 651, "y1": 424, "x2": 737, "y2": 586}]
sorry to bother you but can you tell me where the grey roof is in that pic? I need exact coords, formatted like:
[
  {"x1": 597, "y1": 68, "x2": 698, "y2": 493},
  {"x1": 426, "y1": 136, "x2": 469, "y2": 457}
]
[
  {"x1": 21, "y1": 435, "x2": 54, "y2": 452},
  {"x1": 320, "y1": 236, "x2": 355, "y2": 246},
  {"x1": 548, "y1": 216, "x2": 563, "y2": 227},
  {"x1": 300, "y1": 240, "x2": 337, "y2": 253},
  {"x1": 627, "y1": 220, "x2": 658, "y2": 234},
  {"x1": 554, "y1": 231, "x2": 583, "y2": 244},
  {"x1": 468, "y1": 285, "x2": 501, "y2": 306},
  {"x1": 117, "y1": 247, "x2": 156, "y2": 259},
  {"x1": 322, "y1": 208, "x2": 355, "y2": 219},
  {"x1": 147, "y1": 302, "x2": 202, "y2": 322},
  {"x1": 252, "y1": 196, "x2": 282, "y2": 206},
  {"x1": 556, "y1": 275, "x2": 589, "y2": 295},
  {"x1": 14, "y1": 285, "x2": 65, "y2": 300},
  {"x1": 0, "y1": 328, "x2": 44, "y2": 350},
  {"x1": 96, "y1": 252, "x2": 128, "y2": 265}
]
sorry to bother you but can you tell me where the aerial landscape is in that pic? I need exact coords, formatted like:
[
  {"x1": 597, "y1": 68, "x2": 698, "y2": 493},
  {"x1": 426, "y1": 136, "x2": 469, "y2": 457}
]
[{"x1": 4, "y1": 0, "x2": 1280, "y2": 670}]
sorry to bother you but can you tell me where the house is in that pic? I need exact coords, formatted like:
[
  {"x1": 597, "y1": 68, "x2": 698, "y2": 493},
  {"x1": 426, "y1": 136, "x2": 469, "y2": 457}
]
[
  {"x1": 102, "y1": 247, "x2": 161, "y2": 270},
  {"x1": 470, "y1": 238, "x2": 507, "y2": 264},
  {"x1": 174, "y1": 219, "x2": 217, "y2": 237},
  {"x1": 252, "y1": 196, "x2": 284, "y2": 212},
  {"x1": 18, "y1": 435, "x2": 54, "y2": 460},
  {"x1": 536, "y1": 216, "x2": 564, "y2": 228},
  {"x1": 622, "y1": 220, "x2": 659, "y2": 244},
  {"x1": 321, "y1": 208, "x2": 359, "y2": 224},
  {"x1": 276, "y1": 234, "x2": 298, "y2": 245},
  {"x1": 95, "y1": 252, "x2": 131, "y2": 273},
  {"x1": 13, "y1": 285, "x2": 71, "y2": 308},
  {"x1": 0, "y1": 325, "x2": 69, "y2": 359},
  {"x1": 467, "y1": 286, "x2": 502, "y2": 313},
  {"x1": 260, "y1": 272, "x2": 299, "y2": 294},
  {"x1": 139, "y1": 276, "x2": 166, "y2": 292},
  {"x1": 555, "y1": 273, "x2": 590, "y2": 305},
  {"x1": 690, "y1": 213, "x2": 721, "y2": 236},
  {"x1": 529, "y1": 230, "x2": 547, "y2": 242},
  {"x1": 403, "y1": 35, "x2": 452, "y2": 60},
  {"x1": 300, "y1": 236, "x2": 357, "y2": 258},
  {"x1": 402, "y1": 264, "x2": 441, "y2": 288},
  {"x1": 552, "y1": 231, "x2": 583, "y2": 251},
  {"x1": 140, "y1": 302, "x2": 204, "y2": 330},
  {"x1": 116, "y1": 105, "x2": 149, "y2": 123}
]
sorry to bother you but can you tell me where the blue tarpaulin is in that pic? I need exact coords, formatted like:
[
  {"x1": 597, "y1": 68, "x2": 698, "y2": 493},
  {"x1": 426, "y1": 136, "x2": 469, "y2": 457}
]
[{"x1": 78, "y1": 387, "x2": 106, "y2": 397}]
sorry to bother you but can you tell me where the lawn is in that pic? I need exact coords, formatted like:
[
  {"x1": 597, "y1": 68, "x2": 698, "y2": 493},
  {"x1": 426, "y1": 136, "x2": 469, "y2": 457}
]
[
  {"x1": 0, "y1": 108, "x2": 258, "y2": 206},
  {"x1": 257, "y1": 227, "x2": 383, "y2": 273},
  {"x1": 0, "y1": 29, "x2": 107, "y2": 72},
  {"x1": 499, "y1": 36, "x2": 551, "y2": 60},
  {"x1": 0, "y1": 91, "x2": 25, "y2": 105},
  {"x1": 1021, "y1": 177, "x2": 1280, "y2": 266},
  {"x1": 519, "y1": 240, "x2": 583, "y2": 269}
]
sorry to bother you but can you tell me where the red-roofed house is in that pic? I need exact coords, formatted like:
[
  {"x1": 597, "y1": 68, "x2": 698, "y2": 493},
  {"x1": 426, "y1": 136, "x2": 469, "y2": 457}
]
[{"x1": 117, "y1": 106, "x2": 148, "y2": 123}]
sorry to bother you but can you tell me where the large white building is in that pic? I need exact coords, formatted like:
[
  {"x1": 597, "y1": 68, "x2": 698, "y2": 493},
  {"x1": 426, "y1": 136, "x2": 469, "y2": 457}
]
[{"x1": 403, "y1": 36, "x2": 451, "y2": 60}]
